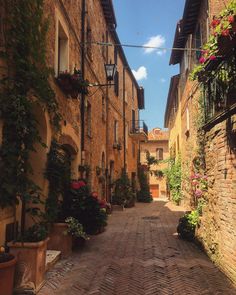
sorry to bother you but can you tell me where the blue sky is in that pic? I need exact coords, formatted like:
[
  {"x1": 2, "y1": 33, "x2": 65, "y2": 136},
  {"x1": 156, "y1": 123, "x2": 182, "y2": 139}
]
[{"x1": 113, "y1": 0, "x2": 185, "y2": 130}]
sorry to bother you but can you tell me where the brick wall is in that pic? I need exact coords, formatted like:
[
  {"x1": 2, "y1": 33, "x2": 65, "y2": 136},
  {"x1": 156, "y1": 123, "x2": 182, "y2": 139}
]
[{"x1": 197, "y1": 113, "x2": 236, "y2": 282}]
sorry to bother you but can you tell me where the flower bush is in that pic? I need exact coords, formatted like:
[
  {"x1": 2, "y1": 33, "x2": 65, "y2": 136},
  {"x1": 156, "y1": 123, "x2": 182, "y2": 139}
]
[
  {"x1": 66, "y1": 181, "x2": 108, "y2": 235},
  {"x1": 190, "y1": 0, "x2": 236, "y2": 81},
  {"x1": 190, "y1": 173, "x2": 208, "y2": 207},
  {"x1": 65, "y1": 217, "x2": 88, "y2": 240}
]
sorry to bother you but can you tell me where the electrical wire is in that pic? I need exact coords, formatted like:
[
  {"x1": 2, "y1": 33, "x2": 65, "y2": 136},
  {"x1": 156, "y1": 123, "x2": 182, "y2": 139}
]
[{"x1": 87, "y1": 41, "x2": 204, "y2": 52}]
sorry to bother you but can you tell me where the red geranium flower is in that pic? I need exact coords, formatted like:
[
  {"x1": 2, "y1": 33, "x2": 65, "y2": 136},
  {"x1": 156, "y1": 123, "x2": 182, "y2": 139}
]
[
  {"x1": 209, "y1": 55, "x2": 216, "y2": 61},
  {"x1": 71, "y1": 180, "x2": 86, "y2": 190},
  {"x1": 228, "y1": 15, "x2": 234, "y2": 24},
  {"x1": 211, "y1": 18, "x2": 220, "y2": 28},
  {"x1": 222, "y1": 29, "x2": 230, "y2": 36},
  {"x1": 91, "y1": 191, "x2": 98, "y2": 199}
]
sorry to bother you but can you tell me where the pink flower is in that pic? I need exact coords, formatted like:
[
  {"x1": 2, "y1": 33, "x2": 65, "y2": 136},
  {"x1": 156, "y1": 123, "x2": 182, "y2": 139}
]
[
  {"x1": 195, "y1": 189, "x2": 203, "y2": 197},
  {"x1": 192, "y1": 180, "x2": 199, "y2": 186},
  {"x1": 71, "y1": 180, "x2": 86, "y2": 190},
  {"x1": 209, "y1": 55, "x2": 216, "y2": 61},
  {"x1": 199, "y1": 57, "x2": 206, "y2": 64}
]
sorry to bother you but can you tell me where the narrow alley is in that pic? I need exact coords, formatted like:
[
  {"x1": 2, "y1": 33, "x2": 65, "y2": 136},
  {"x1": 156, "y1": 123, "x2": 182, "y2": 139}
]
[{"x1": 39, "y1": 202, "x2": 236, "y2": 295}]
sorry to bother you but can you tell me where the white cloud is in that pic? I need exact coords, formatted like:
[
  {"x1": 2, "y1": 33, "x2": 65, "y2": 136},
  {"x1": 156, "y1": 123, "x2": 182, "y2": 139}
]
[
  {"x1": 132, "y1": 66, "x2": 147, "y2": 81},
  {"x1": 143, "y1": 35, "x2": 166, "y2": 55},
  {"x1": 160, "y1": 78, "x2": 166, "y2": 83}
]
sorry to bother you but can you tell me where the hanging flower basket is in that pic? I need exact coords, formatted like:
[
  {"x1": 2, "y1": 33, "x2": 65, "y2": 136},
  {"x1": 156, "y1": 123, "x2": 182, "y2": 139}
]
[{"x1": 57, "y1": 70, "x2": 89, "y2": 98}]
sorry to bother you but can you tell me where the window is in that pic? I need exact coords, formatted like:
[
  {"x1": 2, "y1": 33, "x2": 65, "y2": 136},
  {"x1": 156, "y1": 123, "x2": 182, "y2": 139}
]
[
  {"x1": 195, "y1": 24, "x2": 202, "y2": 61},
  {"x1": 87, "y1": 103, "x2": 91, "y2": 137},
  {"x1": 114, "y1": 120, "x2": 118, "y2": 143},
  {"x1": 114, "y1": 71, "x2": 119, "y2": 96},
  {"x1": 57, "y1": 22, "x2": 69, "y2": 75},
  {"x1": 102, "y1": 96, "x2": 106, "y2": 122},
  {"x1": 156, "y1": 148, "x2": 163, "y2": 161}
]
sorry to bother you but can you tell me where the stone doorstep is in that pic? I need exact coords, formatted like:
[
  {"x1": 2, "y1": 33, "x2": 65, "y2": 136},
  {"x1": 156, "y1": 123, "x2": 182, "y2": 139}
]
[{"x1": 45, "y1": 250, "x2": 61, "y2": 271}]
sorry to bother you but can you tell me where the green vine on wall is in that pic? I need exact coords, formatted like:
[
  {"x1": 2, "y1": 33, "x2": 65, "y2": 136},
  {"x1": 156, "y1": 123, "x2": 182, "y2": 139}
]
[
  {"x1": 0, "y1": 1, "x2": 61, "y2": 232},
  {"x1": 164, "y1": 156, "x2": 182, "y2": 205}
]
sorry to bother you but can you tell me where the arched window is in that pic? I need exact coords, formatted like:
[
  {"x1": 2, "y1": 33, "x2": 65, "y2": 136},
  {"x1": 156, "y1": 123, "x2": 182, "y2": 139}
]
[{"x1": 156, "y1": 148, "x2": 163, "y2": 161}]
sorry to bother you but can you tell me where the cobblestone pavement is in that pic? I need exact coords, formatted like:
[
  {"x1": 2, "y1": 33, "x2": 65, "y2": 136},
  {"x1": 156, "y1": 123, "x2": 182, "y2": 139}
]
[{"x1": 39, "y1": 201, "x2": 236, "y2": 295}]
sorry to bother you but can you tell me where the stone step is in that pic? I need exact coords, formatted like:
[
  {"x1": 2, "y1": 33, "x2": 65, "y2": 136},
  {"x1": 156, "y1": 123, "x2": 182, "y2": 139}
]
[{"x1": 45, "y1": 250, "x2": 61, "y2": 271}]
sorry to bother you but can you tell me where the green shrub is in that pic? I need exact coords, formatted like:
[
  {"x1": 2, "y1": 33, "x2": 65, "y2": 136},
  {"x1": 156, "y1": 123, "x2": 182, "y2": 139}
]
[
  {"x1": 177, "y1": 210, "x2": 199, "y2": 241},
  {"x1": 67, "y1": 181, "x2": 108, "y2": 235},
  {"x1": 137, "y1": 166, "x2": 152, "y2": 203},
  {"x1": 112, "y1": 171, "x2": 135, "y2": 207}
]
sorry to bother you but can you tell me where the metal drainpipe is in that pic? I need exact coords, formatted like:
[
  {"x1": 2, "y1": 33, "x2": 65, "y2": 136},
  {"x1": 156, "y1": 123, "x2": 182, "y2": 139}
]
[
  {"x1": 123, "y1": 66, "x2": 126, "y2": 173},
  {"x1": 80, "y1": 0, "x2": 86, "y2": 167},
  {"x1": 105, "y1": 30, "x2": 109, "y2": 201}
]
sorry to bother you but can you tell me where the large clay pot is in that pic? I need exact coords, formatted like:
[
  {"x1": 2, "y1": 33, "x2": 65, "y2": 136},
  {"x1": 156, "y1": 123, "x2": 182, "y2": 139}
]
[
  {"x1": 8, "y1": 238, "x2": 49, "y2": 292},
  {"x1": 47, "y1": 223, "x2": 72, "y2": 258},
  {"x1": 0, "y1": 255, "x2": 17, "y2": 295}
]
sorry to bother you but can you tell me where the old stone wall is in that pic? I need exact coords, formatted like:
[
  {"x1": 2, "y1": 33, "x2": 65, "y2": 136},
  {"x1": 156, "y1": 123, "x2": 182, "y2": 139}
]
[{"x1": 197, "y1": 113, "x2": 236, "y2": 283}]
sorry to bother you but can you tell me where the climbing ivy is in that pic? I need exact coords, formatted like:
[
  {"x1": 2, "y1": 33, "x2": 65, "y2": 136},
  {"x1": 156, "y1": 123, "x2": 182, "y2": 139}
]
[{"x1": 0, "y1": 1, "x2": 61, "y2": 228}]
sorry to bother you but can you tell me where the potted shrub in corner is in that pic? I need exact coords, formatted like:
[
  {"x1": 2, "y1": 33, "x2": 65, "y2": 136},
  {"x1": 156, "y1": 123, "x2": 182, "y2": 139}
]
[
  {"x1": 8, "y1": 222, "x2": 49, "y2": 293},
  {"x1": 0, "y1": 247, "x2": 17, "y2": 295}
]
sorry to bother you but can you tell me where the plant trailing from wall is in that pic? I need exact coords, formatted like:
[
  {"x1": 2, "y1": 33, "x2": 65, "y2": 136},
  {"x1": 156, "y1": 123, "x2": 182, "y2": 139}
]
[
  {"x1": 45, "y1": 140, "x2": 71, "y2": 223},
  {"x1": 137, "y1": 165, "x2": 153, "y2": 203},
  {"x1": 190, "y1": 0, "x2": 236, "y2": 81},
  {"x1": 0, "y1": 0, "x2": 61, "y2": 239},
  {"x1": 164, "y1": 156, "x2": 182, "y2": 205}
]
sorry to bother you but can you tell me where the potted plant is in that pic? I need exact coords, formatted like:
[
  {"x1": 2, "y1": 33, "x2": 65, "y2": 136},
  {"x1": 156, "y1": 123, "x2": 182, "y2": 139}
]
[
  {"x1": 45, "y1": 140, "x2": 73, "y2": 258},
  {"x1": 0, "y1": 247, "x2": 17, "y2": 295},
  {"x1": 8, "y1": 222, "x2": 49, "y2": 292},
  {"x1": 65, "y1": 217, "x2": 89, "y2": 249}
]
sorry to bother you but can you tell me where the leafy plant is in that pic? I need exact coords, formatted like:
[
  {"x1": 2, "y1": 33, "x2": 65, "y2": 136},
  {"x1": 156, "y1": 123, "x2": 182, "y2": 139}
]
[
  {"x1": 177, "y1": 210, "x2": 199, "y2": 241},
  {"x1": 164, "y1": 157, "x2": 182, "y2": 205},
  {"x1": 64, "y1": 217, "x2": 88, "y2": 240},
  {"x1": 137, "y1": 165, "x2": 152, "y2": 203},
  {"x1": 45, "y1": 141, "x2": 71, "y2": 223},
  {"x1": 67, "y1": 181, "x2": 108, "y2": 235},
  {"x1": 0, "y1": 0, "x2": 61, "y2": 239},
  {"x1": 190, "y1": 0, "x2": 236, "y2": 81},
  {"x1": 112, "y1": 170, "x2": 135, "y2": 206},
  {"x1": 17, "y1": 223, "x2": 48, "y2": 243}
]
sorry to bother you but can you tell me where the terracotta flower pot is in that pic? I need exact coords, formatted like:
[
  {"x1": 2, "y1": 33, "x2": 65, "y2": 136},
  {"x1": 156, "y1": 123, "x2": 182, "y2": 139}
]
[
  {"x1": 47, "y1": 223, "x2": 72, "y2": 258},
  {"x1": 8, "y1": 238, "x2": 49, "y2": 292},
  {"x1": 0, "y1": 255, "x2": 17, "y2": 295}
]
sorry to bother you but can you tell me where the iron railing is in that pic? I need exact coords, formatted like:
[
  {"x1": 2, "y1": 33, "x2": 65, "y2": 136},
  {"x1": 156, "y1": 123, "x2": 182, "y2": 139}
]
[
  {"x1": 203, "y1": 54, "x2": 236, "y2": 122},
  {"x1": 130, "y1": 120, "x2": 148, "y2": 137}
]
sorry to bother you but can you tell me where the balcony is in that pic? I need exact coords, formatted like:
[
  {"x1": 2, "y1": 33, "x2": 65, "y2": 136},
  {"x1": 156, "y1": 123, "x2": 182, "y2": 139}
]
[{"x1": 129, "y1": 120, "x2": 148, "y2": 141}]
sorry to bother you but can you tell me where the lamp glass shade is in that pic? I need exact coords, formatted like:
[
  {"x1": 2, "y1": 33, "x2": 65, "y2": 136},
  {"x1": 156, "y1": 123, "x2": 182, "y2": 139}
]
[{"x1": 104, "y1": 63, "x2": 117, "y2": 81}]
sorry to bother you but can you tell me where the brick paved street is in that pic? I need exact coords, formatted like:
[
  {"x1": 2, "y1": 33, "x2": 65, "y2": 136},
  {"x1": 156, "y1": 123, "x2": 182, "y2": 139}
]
[{"x1": 39, "y1": 201, "x2": 236, "y2": 295}]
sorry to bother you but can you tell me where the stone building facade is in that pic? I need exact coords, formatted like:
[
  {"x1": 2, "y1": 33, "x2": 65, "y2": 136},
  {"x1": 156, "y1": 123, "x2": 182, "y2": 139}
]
[
  {"x1": 0, "y1": 1, "x2": 147, "y2": 245},
  {"x1": 166, "y1": 0, "x2": 236, "y2": 283},
  {"x1": 140, "y1": 128, "x2": 169, "y2": 199}
]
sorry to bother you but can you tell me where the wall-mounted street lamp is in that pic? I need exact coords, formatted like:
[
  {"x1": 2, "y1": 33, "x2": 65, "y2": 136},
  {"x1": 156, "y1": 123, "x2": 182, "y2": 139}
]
[{"x1": 89, "y1": 63, "x2": 117, "y2": 87}]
